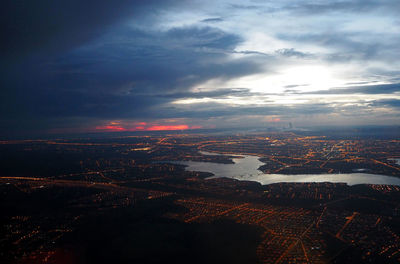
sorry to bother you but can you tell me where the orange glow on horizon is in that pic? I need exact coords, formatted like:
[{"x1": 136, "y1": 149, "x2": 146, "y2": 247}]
[
  {"x1": 95, "y1": 122, "x2": 202, "y2": 132},
  {"x1": 95, "y1": 125, "x2": 126, "y2": 132},
  {"x1": 146, "y1": 125, "x2": 189, "y2": 131}
]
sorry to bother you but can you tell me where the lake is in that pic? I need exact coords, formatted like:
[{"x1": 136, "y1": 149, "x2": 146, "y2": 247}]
[{"x1": 173, "y1": 151, "x2": 400, "y2": 186}]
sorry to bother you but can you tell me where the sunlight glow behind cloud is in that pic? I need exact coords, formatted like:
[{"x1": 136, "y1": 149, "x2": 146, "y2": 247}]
[{"x1": 1, "y1": 0, "x2": 400, "y2": 136}]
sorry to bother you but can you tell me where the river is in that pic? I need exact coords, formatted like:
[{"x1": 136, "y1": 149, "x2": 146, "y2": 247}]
[{"x1": 173, "y1": 151, "x2": 400, "y2": 186}]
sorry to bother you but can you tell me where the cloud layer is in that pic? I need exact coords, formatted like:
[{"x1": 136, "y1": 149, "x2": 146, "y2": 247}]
[{"x1": 1, "y1": 0, "x2": 400, "y2": 136}]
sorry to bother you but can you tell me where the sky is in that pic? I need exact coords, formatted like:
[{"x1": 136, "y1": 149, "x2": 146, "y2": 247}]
[{"x1": 1, "y1": 0, "x2": 400, "y2": 136}]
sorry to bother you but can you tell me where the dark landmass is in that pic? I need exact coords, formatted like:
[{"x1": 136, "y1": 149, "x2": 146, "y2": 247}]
[{"x1": 0, "y1": 132, "x2": 400, "y2": 263}]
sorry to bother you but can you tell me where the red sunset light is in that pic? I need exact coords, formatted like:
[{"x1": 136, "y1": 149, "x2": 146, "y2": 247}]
[{"x1": 95, "y1": 123, "x2": 201, "y2": 132}]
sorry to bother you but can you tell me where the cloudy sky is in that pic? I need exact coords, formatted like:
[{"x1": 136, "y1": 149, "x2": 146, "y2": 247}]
[{"x1": 1, "y1": 0, "x2": 400, "y2": 136}]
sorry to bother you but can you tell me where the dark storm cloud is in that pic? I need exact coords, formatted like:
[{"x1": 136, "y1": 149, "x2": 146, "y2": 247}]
[
  {"x1": 53, "y1": 25, "x2": 258, "y2": 97},
  {"x1": 0, "y1": 0, "x2": 181, "y2": 61},
  {"x1": 166, "y1": 26, "x2": 241, "y2": 50},
  {"x1": 2, "y1": 0, "x2": 399, "y2": 136},
  {"x1": 0, "y1": 20, "x2": 264, "y2": 134},
  {"x1": 0, "y1": 0, "x2": 188, "y2": 133}
]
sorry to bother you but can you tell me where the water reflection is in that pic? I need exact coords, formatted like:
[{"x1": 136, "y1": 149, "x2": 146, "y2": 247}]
[{"x1": 174, "y1": 151, "x2": 400, "y2": 186}]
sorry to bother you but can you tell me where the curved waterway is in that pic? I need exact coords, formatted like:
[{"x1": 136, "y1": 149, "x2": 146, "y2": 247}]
[{"x1": 174, "y1": 151, "x2": 400, "y2": 186}]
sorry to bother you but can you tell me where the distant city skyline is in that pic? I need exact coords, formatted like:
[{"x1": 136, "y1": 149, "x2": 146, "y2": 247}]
[{"x1": 1, "y1": 0, "x2": 400, "y2": 136}]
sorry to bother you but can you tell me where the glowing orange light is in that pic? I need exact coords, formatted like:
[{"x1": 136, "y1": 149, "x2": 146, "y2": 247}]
[
  {"x1": 147, "y1": 125, "x2": 189, "y2": 131},
  {"x1": 95, "y1": 125, "x2": 126, "y2": 132},
  {"x1": 95, "y1": 122, "x2": 202, "y2": 132}
]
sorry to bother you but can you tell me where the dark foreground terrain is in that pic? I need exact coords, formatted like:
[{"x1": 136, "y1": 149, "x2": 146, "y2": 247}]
[{"x1": 1, "y1": 132, "x2": 400, "y2": 263}]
